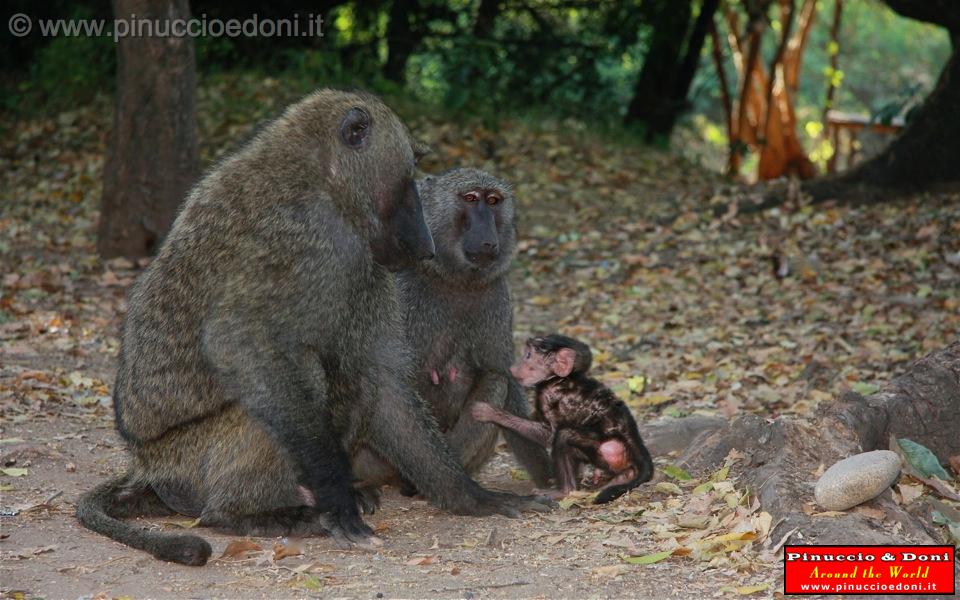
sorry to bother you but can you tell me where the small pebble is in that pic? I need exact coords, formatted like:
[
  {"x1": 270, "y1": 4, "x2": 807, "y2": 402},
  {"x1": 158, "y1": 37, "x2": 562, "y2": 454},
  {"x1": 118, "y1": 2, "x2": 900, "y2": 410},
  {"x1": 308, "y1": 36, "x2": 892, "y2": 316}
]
[{"x1": 814, "y1": 450, "x2": 901, "y2": 511}]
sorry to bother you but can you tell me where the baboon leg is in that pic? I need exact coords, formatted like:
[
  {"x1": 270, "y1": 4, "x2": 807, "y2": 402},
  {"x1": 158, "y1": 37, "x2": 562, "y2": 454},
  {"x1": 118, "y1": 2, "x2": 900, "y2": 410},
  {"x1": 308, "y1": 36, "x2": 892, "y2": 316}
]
[
  {"x1": 195, "y1": 408, "x2": 326, "y2": 536},
  {"x1": 552, "y1": 429, "x2": 590, "y2": 494},
  {"x1": 203, "y1": 320, "x2": 373, "y2": 543}
]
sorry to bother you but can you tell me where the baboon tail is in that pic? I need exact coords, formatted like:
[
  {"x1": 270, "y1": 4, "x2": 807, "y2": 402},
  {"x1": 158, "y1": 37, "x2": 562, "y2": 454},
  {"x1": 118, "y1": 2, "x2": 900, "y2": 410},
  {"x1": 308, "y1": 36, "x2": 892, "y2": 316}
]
[{"x1": 76, "y1": 475, "x2": 212, "y2": 566}]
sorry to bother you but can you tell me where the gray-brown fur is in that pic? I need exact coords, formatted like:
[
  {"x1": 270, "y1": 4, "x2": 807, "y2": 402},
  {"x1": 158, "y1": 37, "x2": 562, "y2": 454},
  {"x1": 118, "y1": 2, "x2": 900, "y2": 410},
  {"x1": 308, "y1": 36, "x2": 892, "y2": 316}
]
[
  {"x1": 76, "y1": 90, "x2": 551, "y2": 567},
  {"x1": 352, "y1": 169, "x2": 552, "y2": 490}
]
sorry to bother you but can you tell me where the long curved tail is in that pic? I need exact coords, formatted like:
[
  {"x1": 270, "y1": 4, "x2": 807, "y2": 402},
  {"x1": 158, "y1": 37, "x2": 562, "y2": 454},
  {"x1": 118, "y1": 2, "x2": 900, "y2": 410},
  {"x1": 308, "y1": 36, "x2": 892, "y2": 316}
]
[{"x1": 76, "y1": 475, "x2": 212, "y2": 566}]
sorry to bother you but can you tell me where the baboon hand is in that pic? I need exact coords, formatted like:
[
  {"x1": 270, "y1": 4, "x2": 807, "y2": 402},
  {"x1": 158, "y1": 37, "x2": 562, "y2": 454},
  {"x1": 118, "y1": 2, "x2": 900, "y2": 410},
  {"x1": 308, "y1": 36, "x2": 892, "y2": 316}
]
[
  {"x1": 354, "y1": 486, "x2": 381, "y2": 515},
  {"x1": 449, "y1": 487, "x2": 555, "y2": 517},
  {"x1": 469, "y1": 401, "x2": 497, "y2": 423},
  {"x1": 323, "y1": 507, "x2": 383, "y2": 549}
]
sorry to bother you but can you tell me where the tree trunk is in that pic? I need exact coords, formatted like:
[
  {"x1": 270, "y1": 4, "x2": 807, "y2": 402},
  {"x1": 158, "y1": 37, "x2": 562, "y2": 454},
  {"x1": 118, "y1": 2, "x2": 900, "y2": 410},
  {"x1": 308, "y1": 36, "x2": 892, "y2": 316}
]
[
  {"x1": 98, "y1": 0, "x2": 199, "y2": 258},
  {"x1": 679, "y1": 343, "x2": 960, "y2": 547},
  {"x1": 383, "y1": 0, "x2": 419, "y2": 83},
  {"x1": 661, "y1": 0, "x2": 721, "y2": 135},
  {"x1": 624, "y1": 0, "x2": 692, "y2": 141},
  {"x1": 473, "y1": 0, "x2": 501, "y2": 38}
]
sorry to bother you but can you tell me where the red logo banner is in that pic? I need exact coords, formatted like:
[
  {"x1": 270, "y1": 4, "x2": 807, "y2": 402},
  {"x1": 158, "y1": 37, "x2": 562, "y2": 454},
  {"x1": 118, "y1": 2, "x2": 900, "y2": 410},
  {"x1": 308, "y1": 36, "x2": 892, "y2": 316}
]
[{"x1": 784, "y1": 545, "x2": 955, "y2": 595}]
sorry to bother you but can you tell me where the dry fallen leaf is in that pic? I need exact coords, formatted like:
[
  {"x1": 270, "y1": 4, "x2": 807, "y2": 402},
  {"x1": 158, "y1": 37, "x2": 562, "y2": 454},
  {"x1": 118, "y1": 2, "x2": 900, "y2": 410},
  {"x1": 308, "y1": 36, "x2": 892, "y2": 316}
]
[
  {"x1": 273, "y1": 538, "x2": 304, "y2": 560},
  {"x1": 219, "y1": 539, "x2": 263, "y2": 560},
  {"x1": 13, "y1": 545, "x2": 57, "y2": 558},
  {"x1": 853, "y1": 506, "x2": 886, "y2": 520},
  {"x1": 897, "y1": 483, "x2": 924, "y2": 504},
  {"x1": 406, "y1": 555, "x2": 436, "y2": 566},
  {"x1": 949, "y1": 455, "x2": 960, "y2": 478},
  {"x1": 593, "y1": 564, "x2": 631, "y2": 577},
  {"x1": 161, "y1": 517, "x2": 201, "y2": 529}
]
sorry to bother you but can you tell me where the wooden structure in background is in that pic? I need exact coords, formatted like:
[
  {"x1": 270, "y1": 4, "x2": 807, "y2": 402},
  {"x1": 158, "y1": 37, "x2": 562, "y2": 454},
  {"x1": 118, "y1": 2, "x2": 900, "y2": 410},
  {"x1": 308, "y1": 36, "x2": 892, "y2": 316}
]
[{"x1": 824, "y1": 110, "x2": 905, "y2": 173}]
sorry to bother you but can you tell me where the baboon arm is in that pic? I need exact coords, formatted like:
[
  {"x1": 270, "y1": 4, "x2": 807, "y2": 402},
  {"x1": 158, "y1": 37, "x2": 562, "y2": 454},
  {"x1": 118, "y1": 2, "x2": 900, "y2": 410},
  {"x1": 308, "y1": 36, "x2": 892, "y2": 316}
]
[
  {"x1": 502, "y1": 379, "x2": 553, "y2": 486},
  {"x1": 481, "y1": 405, "x2": 552, "y2": 448},
  {"x1": 364, "y1": 361, "x2": 481, "y2": 507}
]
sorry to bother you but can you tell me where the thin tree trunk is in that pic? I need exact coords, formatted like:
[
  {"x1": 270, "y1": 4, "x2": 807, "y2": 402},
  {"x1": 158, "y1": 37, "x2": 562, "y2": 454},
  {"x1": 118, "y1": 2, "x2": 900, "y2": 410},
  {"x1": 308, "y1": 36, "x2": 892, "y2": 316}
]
[
  {"x1": 709, "y1": 23, "x2": 735, "y2": 143},
  {"x1": 624, "y1": 0, "x2": 693, "y2": 141},
  {"x1": 383, "y1": 0, "x2": 420, "y2": 83},
  {"x1": 98, "y1": 0, "x2": 199, "y2": 258},
  {"x1": 655, "y1": 0, "x2": 721, "y2": 136},
  {"x1": 473, "y1": 0, "x2": 500, "y2": 37}
]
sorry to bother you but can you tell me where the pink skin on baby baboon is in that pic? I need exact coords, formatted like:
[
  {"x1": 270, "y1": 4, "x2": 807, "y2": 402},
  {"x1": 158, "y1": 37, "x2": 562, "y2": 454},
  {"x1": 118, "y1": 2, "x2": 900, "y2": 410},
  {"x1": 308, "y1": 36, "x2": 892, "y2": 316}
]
[{"x1": 598, "y1": 439, "x2": 629, "y2": 472}]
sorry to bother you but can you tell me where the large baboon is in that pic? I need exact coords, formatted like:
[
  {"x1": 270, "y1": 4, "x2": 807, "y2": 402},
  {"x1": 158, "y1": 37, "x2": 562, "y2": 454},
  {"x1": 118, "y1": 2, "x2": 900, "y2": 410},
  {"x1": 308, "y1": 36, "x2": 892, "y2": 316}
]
[
  {"x1": 353, "y1": 169, "x2": 552, "y2": 492},
  {"x1": 77, "y1": 90, "x2": 551, "y2": 566}
]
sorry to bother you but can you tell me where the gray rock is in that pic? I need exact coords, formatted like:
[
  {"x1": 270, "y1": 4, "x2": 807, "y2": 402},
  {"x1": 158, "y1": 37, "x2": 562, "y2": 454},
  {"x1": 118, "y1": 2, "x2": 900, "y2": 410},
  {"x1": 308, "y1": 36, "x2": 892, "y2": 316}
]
[{"x1": 814, "y1": 450, "x2": 902, "y2": 511}]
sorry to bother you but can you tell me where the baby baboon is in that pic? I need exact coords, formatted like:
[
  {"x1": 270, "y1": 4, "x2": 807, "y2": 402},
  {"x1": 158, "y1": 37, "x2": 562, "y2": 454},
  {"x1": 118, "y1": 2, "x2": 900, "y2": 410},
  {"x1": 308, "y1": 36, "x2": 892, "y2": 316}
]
[
  {"x1": 472, "y1": 334, "x2": 654, "y2": 503},
  {"x1": 352, "y1": 169, "x2": 552, "y2": 493},
  {"x1": 76, "y1": 90, "x2": 551, "y2": 566}
]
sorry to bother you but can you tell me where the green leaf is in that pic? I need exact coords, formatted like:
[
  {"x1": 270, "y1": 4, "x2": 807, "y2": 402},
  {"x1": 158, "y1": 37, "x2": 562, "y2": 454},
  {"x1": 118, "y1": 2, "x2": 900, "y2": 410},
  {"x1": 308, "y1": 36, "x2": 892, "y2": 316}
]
[
  {"x1": 947, "y1": 523, "x2": 960, "y2": 546},
  {"x1": 898, "y1": 438, "x2": 949, "y2": 479},
  {"x1": 296, "y1": 574, "x2": 324, "y2": 591},
  {"x1": 622, "y1": 550, "x2": 673, "y2": 565},
  {"x1": 627, "y1": 375, "x2": 647, "y2": 393},
  {"x1": 851, "y1": 382, "x2": 879, "y2": 396},
  {"x1": 662, "y1": 464, "x2": 692, "y2": 480},
  {"x1": 1, "y1": 468, "x2": 27, "y2": 477},
  {"x1": 692, "y1": 482, "x2": 714, "y2": 494},
  {"x1": 654, "y1": 481, "x2": 682, "y2": 495},
  {"x1": 510, "y1": 468, "x2": 530, "y2": 481}
]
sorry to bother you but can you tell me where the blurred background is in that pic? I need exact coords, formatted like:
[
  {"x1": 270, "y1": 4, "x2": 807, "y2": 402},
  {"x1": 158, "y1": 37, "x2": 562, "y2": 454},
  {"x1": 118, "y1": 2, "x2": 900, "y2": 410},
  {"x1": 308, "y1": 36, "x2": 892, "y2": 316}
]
[{"x1": 2, "y1": 1, "x2": 953, "y2": 188}]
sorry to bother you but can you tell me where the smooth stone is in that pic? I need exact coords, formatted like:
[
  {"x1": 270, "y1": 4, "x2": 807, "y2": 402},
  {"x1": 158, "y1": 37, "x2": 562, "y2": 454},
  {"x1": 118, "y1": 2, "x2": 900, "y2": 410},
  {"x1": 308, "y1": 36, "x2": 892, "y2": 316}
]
[{"x1": 814, "y1": 450, "x2": 901, "y2": 511}]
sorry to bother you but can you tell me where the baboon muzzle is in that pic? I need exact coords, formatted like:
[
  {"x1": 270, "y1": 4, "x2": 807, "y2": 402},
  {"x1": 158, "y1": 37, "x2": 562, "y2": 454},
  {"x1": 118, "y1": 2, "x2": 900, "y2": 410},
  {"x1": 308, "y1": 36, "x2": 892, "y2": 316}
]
[{"x1": 400, "y1": 180, "x2": 436, "y2": 260}]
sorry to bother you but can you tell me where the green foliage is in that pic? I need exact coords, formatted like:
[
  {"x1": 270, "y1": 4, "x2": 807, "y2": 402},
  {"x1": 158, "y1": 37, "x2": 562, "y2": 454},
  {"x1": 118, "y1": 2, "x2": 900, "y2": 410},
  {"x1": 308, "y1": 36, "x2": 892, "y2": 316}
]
[
  {"x1": 4, "y1": 5, "x2": 115, "y2": 113},
  {"x1": 898, "y1": 438, "x2": 949, "y2": 480},
  {"x1": 4, "y1": 0, "x2": 953, "y2": 155}
]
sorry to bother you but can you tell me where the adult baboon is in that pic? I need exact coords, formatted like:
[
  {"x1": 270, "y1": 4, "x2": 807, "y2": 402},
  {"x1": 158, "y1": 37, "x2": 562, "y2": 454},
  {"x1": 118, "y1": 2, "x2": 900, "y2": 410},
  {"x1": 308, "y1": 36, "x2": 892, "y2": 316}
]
[
  {"x1": 353, "y1": 169, "x2": 552, "y2": 493},
  {"x1": 77, "y1": 90, "x2": 551, "y2": 566}
]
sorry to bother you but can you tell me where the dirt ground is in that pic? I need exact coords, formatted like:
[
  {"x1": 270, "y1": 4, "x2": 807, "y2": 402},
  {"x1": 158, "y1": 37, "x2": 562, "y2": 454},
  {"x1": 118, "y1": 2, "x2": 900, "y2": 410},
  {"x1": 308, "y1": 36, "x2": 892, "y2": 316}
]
[{"x1": 1, "y1": 414, "x2": 770, "y2": 599}]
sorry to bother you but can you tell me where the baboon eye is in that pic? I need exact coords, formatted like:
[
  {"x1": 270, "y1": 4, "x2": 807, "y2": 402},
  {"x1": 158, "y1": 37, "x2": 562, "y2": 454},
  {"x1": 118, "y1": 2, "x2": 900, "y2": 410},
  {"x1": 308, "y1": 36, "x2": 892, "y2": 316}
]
[
  {"x1": 339, "y1": 107, "x2": 371, "y2": 149},
  {"x1": 463, "y1": 192, "x2": 479, "y2": 203},
  {"x1": 486, "y1": 194, "x2": 501, "y2": 205}
]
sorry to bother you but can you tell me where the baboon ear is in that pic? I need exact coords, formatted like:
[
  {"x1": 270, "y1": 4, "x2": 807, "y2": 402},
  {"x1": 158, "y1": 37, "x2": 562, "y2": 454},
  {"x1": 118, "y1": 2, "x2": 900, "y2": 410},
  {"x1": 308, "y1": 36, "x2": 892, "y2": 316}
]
[
  {"x1": 552, "y1": 348, "x2": 577, "y2": 378},
  {"x1": 413, "y1": 141, "x2": 431, "y2": 163}
]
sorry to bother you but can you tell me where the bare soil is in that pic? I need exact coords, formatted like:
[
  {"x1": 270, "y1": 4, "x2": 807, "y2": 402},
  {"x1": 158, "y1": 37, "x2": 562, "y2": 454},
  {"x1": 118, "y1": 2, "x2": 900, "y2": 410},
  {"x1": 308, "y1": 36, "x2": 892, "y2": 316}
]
[{"x1": 1, "y1": 414, "x2": 760, "y2": 599}]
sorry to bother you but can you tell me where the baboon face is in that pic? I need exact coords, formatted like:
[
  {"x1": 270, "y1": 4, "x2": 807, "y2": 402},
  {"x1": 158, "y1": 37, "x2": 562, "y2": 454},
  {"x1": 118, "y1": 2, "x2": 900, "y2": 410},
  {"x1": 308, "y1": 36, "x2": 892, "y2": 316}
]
[
  {"x1": 298, "y1": 90, "x2": 435, "y2": 271},
  {"x1": 420, "y1": 169, "x2": 517, "y2": 280}
]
